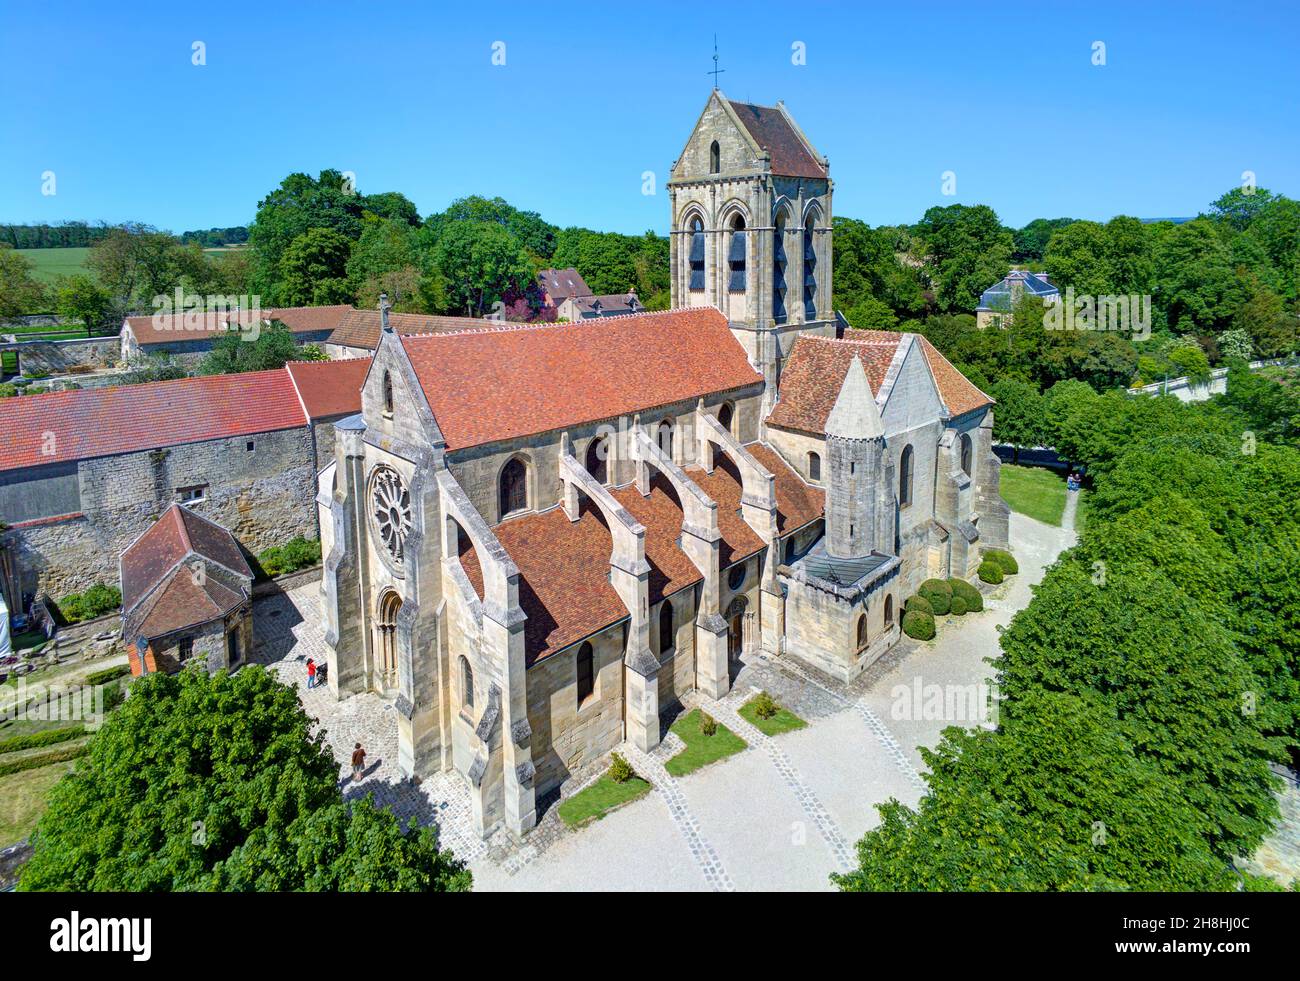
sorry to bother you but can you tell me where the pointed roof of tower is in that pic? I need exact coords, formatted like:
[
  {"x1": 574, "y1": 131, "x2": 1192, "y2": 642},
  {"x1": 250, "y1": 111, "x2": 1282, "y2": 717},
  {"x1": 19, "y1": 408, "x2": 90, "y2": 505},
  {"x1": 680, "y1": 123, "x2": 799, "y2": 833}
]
[{"x1": 825, "y1": 355, "x2": 884, "y2": 439}]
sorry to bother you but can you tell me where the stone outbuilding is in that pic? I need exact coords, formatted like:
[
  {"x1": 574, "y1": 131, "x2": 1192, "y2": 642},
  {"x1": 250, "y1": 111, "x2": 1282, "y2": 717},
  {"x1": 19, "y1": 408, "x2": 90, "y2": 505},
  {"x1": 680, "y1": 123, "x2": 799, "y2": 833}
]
[{"x1": 120, "y1": 504, "x2": 254, "y2": 676}]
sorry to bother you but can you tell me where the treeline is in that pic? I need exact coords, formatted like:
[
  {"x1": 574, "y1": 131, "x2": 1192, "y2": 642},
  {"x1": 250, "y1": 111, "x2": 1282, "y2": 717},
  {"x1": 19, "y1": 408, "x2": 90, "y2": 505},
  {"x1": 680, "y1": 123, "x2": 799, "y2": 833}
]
[
  {"x1": 179, "y1": 226, "x2": 249, "y2": 248},
  {"x1": 245, "y1": 172, "x2": 670, "y2": 318},
  {"x1": 0, "y1": 221, "x2": 117, "y2": 249},
  {"x1": 835, "y1": 370, "x2": 1300, "y2": 891},
  {"x1": 834, "y1": 187, "x2": 1300, "y2": 389}
]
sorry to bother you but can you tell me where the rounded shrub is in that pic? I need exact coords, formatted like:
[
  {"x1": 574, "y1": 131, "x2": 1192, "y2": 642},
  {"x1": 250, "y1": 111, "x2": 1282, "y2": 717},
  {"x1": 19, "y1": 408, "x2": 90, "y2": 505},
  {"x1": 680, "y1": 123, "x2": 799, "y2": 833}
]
[
  {"x1": 984, "y1": 549, "x2": 1019, "y2": 575},
  {"x1": 948, "y1": 578, "x2": 983, "y2": 613},
  {"x1": 950, "y1": 595, "x2": 968, "y2": 616},
  {"x1": 978, "y1": 560, "x2": 1004, "y2": 585},
  {"x1": 608, "y1": 752, "x2": 634, "y2": 784},
  {"x1": 904, "y1": 594, "x2": 934, "y2": 616},
  {"x1": 902, "y1": 610, "x2": 936, "y2": 641},
  {"x1": 917, "y1": 579, "x2": 952, "y2": 615}
]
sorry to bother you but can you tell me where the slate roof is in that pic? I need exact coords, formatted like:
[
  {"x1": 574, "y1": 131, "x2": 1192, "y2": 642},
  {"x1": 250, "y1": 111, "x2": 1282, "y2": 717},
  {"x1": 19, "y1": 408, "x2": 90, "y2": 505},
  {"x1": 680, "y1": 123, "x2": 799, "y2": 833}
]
[
  {"x1": 285, "y1": 357, "x2": 371, "y2": 420},
  {"x1": 728, "y1": 100, "x2": 827, "y2": 179},
  {"x1": 537, "y1": 267, "x2": 592, "y2": 301},
  {"x1": 401, "y1": 308, "x2": 763, "y2": 451},
  {"x1": 121, "y1": 504, "x2": 252, "y2": 642},
  {"x1": 567, "y1": 293, "x2": 642, "y2": 317},
  {"x1": 977, "y1": 270, "x2": 1059, "y2": 312},
  {"x1": 324, "y1": 309, "x2": 490, "y2": 352},
  {"x1": 0, "y1": 369, "x2": 308, "y2": 473},
  {"x1": 124, "y1": 305, "x2": 353, "y2": 346}
]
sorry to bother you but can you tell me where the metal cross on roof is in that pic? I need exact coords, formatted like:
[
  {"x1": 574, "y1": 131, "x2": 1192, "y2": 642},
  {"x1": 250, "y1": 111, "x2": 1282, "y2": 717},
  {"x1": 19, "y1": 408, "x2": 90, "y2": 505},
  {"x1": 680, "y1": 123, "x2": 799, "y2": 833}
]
[{"x1": 708, "y1": 35, "x2": 725, "y2": 89}]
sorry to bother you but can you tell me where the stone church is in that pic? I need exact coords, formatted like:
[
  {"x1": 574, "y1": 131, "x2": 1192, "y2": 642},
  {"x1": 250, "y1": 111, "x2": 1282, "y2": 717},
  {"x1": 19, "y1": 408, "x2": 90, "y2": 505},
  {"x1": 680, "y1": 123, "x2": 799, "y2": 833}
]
[{"x1": 317, "y1": 91, "x2": 1010, "y2": 839}]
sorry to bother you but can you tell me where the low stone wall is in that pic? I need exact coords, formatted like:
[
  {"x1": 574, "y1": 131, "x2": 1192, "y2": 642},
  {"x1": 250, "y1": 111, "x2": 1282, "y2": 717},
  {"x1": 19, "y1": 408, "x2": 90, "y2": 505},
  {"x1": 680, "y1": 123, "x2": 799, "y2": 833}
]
[{"x1": 1, "y1": 336, "x2": 120, "y2": 375}]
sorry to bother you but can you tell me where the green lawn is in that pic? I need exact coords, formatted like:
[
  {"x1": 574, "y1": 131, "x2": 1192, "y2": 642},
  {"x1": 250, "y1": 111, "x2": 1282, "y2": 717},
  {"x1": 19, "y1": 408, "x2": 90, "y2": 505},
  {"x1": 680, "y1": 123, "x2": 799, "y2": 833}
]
[
  {"x1": 0, "y1": 758, "x2": 76, "y2": 847},
  {"x1": 557, "y1": 774, "x2": 651, "y2": 828},
  {"x1": 16, "y1": 246, "x2": 92, "y2": 285},
  {"x1": 665, "y1": 708, "x2": 747, "y2": 776},
  {"x1": 738, "y1": 697, "x2": 807, "y2": 736},
  {"x1": 999, "y1": 464, "x2": 1069, "y2": 526}
]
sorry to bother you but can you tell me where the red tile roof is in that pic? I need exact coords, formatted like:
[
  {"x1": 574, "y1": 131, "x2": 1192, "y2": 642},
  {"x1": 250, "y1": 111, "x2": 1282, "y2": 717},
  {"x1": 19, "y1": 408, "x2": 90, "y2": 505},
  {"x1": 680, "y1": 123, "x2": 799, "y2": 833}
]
[
  {"x1": 729, "y1": 101, "x2": 827, "y2": 179},
  {"x1": 767, "y1": 333, "x2": 900, "y2": 436},
  {"x1": 325, "y1": 309, "x2": 489, "y2": 351},
  {"x1": 0, "y1": 370, "x2": 307, "y2": 472},
  {"x1": 121, "y1": 504, "x2": 252, "y2": 641},
  {"x1": 124, "y1": 305, "x2": 352, "y2": 346},
  {"x1": 285, "y1": 357, "x2": 371, "y2": 420},
  {"x1": 766, "y1": 331, "x2": 993, "y2": 436},
  {"x1": 402, "y1": 308, "x2": 762, "y2": 451},
  {"x1": 747, "y1": 442, "x2": 825, "y2": 534}
]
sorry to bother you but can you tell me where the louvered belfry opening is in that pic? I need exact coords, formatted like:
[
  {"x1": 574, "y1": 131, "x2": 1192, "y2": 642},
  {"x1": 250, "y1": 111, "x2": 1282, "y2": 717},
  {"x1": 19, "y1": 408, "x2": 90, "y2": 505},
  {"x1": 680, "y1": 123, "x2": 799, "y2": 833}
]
[
  {"x1": 803, "y1": 214, "x2": 817, "y2": 320},
  {"x1": 688, "y1": 217, "x2": 706, "y2": 291},
  {"x1": 773, "y1": 213, "x2": 788, "y2": 323},
  {"x1": 727, "y1": 215, "x2": 746, "y2": 292}
]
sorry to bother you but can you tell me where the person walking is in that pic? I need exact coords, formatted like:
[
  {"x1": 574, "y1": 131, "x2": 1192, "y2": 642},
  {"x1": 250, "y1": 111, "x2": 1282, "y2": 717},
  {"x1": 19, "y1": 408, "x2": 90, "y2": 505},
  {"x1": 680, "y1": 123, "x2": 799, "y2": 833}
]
[
  {"x1": 351, "y1": 742, "x2": 366, "y2": 782},
  {"x1": 306, "y1": 658, "x2": 317, "y2": 689}
]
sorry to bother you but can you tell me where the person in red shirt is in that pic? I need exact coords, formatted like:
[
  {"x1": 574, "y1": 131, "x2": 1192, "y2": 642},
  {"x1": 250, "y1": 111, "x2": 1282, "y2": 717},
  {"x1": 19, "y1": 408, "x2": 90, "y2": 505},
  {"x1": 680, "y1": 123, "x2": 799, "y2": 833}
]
[{"x1": 306, "y1": 658, "x2": 317, "y2": 689}]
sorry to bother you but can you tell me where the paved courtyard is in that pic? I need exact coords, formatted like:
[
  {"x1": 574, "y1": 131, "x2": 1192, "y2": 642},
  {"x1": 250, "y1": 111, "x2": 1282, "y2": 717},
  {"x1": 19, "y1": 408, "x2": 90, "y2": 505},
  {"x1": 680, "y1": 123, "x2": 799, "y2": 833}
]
[{"x1": 254, "y1": 510, "x2": 1073, "y2": 890}]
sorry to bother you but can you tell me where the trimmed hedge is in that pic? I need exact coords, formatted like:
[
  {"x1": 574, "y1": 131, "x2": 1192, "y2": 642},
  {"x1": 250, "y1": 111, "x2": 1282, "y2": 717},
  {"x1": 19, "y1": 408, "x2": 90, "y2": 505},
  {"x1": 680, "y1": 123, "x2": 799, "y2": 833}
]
[
  {"x1": 904, "y1": 594, "x2": 934, "y2": 616},
  {"x1": 984, "y1": 549, "x2": 1019, "y2": 575},
  {"x1": 0, "y1": 741, "x2": 89, "y2": 777},
  {"x1": 978, "y1": 560, "x2": 1005, "y2": 584},
  {"x1": 949, "y1": 578, "x2": 984, "y2": 613},
  {"x1": 256, "y1": 537, "x2": 322, "y2": 579},
  {"x1": 918, "y1": 579, "x2": 953, "y2": 615},
  {"x1": 950, "y1": 595, "x2": 968, "y2": 616},
  {"x1": 85, "y1": 664, "x2": 130, "y2": 686},
  {"x1": 902, "y1": 609, "x2": 936, "y2": 641},
  {"x1": 0, "y1": 725, "x2": 84, "y2": 755}
]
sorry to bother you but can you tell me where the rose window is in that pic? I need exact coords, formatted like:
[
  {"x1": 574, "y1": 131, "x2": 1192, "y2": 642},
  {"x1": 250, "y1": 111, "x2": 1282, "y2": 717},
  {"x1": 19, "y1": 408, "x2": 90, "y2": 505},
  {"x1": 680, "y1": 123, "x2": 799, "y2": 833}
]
[{"x1": 370, "y1": 466, "x2": 411, "y2": 564}]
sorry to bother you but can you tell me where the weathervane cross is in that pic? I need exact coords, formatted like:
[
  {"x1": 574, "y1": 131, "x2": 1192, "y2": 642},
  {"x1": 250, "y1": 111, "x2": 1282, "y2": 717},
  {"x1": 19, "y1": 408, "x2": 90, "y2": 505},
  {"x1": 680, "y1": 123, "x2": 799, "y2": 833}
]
[{"x1": 708, "y1": 35, "x2": 725, "y2": 89}]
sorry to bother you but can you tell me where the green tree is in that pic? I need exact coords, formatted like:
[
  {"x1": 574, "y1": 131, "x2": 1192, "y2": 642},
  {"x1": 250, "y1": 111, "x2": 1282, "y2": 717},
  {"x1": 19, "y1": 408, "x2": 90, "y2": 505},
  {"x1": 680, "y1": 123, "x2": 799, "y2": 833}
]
[
  {"x1": 53, "y1": 273, "x2": 113, "y2": 333},
  {"x1": 0, "y1": 244, "x2": 47, "y2": 316},
  {"x1": 277, "y1": 227, "x2": 354, "y2": 306},
  {"x1": 988, "y1": 379, "x2": 1045, "y2": 460},
  {"x1": 434, "y1": 221, "x2": 532, "y2": 316},
  {"x1": 1012, "y1": 217, "x2": 1076, "y2": 264},
  {"x1": 20, "y1": 667, "x2": 469, "y2": 891},
  {"x1": 199, "y1": 322, "x2": 326, "y2": 375},
  {"x1": 1044, "y1": 220, "x2": 1113, "y2": 296},
  {"x1": 913, "y1": 204, "x2": 1013, "y2": 312}
]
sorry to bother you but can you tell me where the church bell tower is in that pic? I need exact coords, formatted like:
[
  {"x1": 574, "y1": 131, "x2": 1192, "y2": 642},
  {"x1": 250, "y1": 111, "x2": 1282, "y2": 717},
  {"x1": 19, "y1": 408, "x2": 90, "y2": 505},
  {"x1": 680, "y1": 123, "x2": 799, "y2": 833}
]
[{"x1": 825, "y1": 356, "x2": 892, "y2": 559}]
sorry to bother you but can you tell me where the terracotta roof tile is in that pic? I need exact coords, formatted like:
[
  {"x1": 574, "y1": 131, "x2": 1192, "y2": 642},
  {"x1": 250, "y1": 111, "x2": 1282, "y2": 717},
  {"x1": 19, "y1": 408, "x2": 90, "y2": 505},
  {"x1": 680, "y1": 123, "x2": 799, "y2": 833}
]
[
  {"x1": 324, "y1": 310, "x2": 488, "y2": 351},
  {"x1": 0, "y1": 370, "x2": 307, "y2": 473},
  {"x1": 402, "y1": 308, "x2": 762, "y2": 451},
  {"x1": 285, "y1": 357, "x2": 371, "y2": 420},
  {"x1": 913, "y1": 335, "x2": 995, "y2": 417},
  {"x1": 125, "y1": 305, "x2": 352, "y2": 346},
  {"x1": 747, "y1": 442, "x2": 825, "y2": 533},
  {"x1": 767, "y1": 333, "x2": 900, "y2": 436},
  {"x1": 728, "y1": 101, "x2": 827, "y2": 179},
  {"x1": 127, "y1": 572, "x2": 245, "y2": 641}
]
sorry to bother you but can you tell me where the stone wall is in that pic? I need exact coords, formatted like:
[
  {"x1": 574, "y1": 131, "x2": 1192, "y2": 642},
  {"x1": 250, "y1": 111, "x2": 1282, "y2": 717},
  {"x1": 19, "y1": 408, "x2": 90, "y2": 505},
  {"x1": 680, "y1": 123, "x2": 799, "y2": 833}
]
[
  {"x1": 1, "y1": 336, "x2": 120, "y2": 375},
  {"x1": 5, "y1": 427, "x2": 317, "y2": 598}
]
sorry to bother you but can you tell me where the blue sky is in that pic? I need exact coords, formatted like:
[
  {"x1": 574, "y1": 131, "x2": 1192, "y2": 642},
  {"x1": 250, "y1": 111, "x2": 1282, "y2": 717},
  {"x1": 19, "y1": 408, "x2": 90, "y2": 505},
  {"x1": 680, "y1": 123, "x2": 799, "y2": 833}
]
[{"x1": 2, "y1": 0, "x2": 1297, "y2": 234}]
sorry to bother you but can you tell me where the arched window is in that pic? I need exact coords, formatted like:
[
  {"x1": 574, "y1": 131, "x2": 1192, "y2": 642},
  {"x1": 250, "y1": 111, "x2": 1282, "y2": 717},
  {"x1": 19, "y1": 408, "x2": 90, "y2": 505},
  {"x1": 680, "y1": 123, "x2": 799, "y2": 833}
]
[
  {"x1": 576, "y1": 642, "x2": 594, "y2": 704},
  {"x1": 727, "y1": 214, "x2": 746, "y2": 292},
  {"x1": 728, "y1": 563, "x2": 746, "y2": 592},
  {"x1": 884, "y1": 595, "x2": 895, "y2": 628},
  {"x1": 585, "y1": 435, "x2": 608, "y2": 485},
  {"x1": 717, "y1": 402, "x2": 734, "y2": 434},
  {"x1": 856, "y1": 614, "x2": 868, "y2": 653},
  {"x1": 688, "y1": 216, "x2": 705, "y2": 291},
  {"x1": 460, "y1": 656, "x2": 474, "y2": 710},
  {"x1": 808, "y1": 451, "x2": 821, "y2": 482},
  {"x1": 899, "y1": 444, "x2": 915, "y2": 508},
  {"x1": 803, "y1": 214, "x2": 818, "y2": 320},
  {"x1": 659, "y1": 602, "x2": 675, "y2": 655},
  {"x1": 773, "y1": 211, "x2": 788, "y2": 324},
  {"x1": 499, "y1": 457, "x2": 528, "y2": 518},
  {"x1": 382, "y1": 371, "x2": 394, "y2": 415},
  {"x1": 657, "y1": 419, "x2": 674, "y2": 458},
  {"x1": 709, "y1": 140, "x2": 720, "y2": 174},
  {"x1": 960, "y1": 433, "x2": 973, "y2": 477}
]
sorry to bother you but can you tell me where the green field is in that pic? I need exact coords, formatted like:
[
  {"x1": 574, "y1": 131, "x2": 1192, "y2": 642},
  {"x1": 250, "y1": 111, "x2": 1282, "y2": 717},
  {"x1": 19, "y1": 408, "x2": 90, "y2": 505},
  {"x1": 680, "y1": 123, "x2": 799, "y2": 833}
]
[
  {"x1": 0, "y1": 759, "x2": 77, "y2": 847},
  {"x1": 999, "y1": 464, "x2": 1069, "y2": 526},
  {"x1": 664, "y1": 709, "x2": 747, "y2": 777},
  {"x1": 16, "y1": 246, "x2": 92, "y2": 284}
]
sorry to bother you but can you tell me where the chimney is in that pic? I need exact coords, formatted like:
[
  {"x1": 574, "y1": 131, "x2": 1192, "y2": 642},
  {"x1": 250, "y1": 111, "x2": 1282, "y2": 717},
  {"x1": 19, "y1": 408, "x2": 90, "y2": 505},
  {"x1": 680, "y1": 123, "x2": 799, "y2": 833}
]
[{"x1": 379, "y1": 292, "x2": 392, "y2": 332}]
